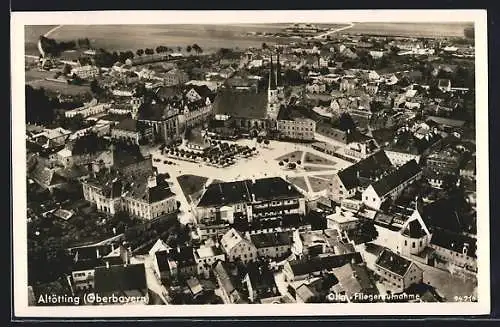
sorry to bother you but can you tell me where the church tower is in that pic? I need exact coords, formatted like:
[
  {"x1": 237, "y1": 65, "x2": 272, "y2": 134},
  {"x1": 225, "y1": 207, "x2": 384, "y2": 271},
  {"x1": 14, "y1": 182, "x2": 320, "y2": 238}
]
[
  {"x1": 267, "y1": 55, "x2": 279, "y2": 120},
  {"x1": 276, "y1": 50, "x2": 285, "y2": 100}
]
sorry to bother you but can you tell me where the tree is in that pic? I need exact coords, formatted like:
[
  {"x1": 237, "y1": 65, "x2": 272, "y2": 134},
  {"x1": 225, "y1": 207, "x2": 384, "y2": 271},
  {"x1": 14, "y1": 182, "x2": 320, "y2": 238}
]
[
  {"x1": 296, "y1": 160, "x2": 301, "y2": 165},
  {"x1": 262, "y1": 42, "x2": 268, "y2": 50},
  {"x1": 177, "y1": 46, "x2": 182, "y2": 52},
  {"x1": 192, "y1": 43, "x2": 203, "y2": 55},
  {"x1": 90, "y1": 79, "x2": 101, "y2": 95},
  {"x1": 145, "y1": 48, "x2": 154, "y2": 55},
  {"x1": 264, "y1": 139, "x2": 270, "y2": 146},
  {"x1": 186, "y1": 45, "x2": 192, "y2": 53},
  {"x1": 278, "y1": 161, "x2": 284, "y2": 166},
  {"x1": 136, "y1": 49, "x2": 144, "y2": 56},
  {"x1": 62, "y1": 63, "x2": 72, "y2": 75},
  {"x1": 25, "y1": 85, "x2": 56, "y2": 125}
]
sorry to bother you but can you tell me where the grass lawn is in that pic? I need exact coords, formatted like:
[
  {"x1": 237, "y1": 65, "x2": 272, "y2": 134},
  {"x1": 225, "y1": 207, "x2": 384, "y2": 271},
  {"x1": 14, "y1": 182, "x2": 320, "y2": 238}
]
[
  {"x1": 287, "y1": 176, "x2": 309, "y2": 193},
  {"x1": 308, "y1": 176, "x2": 330, "y2": 192},
  {"x1": 303, "y1": 165, "x2": 332, "y2": 172},
  {"x1": 312, "y1": 174, "x2": 336, "y2": 180},
  {"x1": 188, "y1": 189, "x2": 205, "y2": 204},
  {"x1": 304, "y1": 152, "x2": 336, "y2": 166},
  {"x1": 27, "y1": 79, "x2": 91, "y2": 96},
  {"x1": 275, "y1": 150, "x2": 303, "y2": 162},
  {"x1": 177, "y1": 174, "x2": 209, "y2": 199},
  {"x1": 25, "y1": 69, "x2": 56, "y2": 82}
]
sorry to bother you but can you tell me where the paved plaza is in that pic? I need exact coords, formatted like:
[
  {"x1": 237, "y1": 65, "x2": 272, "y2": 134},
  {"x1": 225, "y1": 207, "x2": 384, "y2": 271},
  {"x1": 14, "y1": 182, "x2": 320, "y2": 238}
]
[{"x1": 150, "y1": 138, "x2": 352, "y2": 225}]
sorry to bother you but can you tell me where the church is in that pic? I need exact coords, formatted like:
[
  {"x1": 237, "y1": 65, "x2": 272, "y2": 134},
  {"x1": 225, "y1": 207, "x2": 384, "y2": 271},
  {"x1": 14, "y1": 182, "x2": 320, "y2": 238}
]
[{"x1": 212, "y1": 51, "x2": 286, "y2": 138}]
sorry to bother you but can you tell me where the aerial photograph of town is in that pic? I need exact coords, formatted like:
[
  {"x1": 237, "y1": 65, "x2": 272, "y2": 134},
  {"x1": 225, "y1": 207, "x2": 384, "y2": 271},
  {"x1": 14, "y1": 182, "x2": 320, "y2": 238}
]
[{"x1": 23, "y1": 20, "x2": 480, "y2": 307}]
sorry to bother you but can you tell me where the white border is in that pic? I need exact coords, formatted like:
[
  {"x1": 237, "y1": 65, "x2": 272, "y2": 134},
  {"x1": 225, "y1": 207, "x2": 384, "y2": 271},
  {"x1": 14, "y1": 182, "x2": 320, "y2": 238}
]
[{"x1": 11, "y1": 10, "x2": 489, "y2": 318}]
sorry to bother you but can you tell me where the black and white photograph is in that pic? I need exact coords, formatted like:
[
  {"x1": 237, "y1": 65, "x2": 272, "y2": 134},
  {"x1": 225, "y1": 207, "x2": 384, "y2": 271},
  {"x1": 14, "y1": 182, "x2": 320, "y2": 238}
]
[{"x1": 11, "y1": 10, "x2": 490, "y2": 317}]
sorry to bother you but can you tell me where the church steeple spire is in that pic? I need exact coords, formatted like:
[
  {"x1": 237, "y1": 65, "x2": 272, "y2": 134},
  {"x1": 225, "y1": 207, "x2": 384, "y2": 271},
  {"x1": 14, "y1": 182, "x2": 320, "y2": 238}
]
[
  {"x1": 269, "y1": 55, "x2": 276, "y2": 90},
  {"x1": 276, "y1": 50, "x2": 281, "y2": 87}
]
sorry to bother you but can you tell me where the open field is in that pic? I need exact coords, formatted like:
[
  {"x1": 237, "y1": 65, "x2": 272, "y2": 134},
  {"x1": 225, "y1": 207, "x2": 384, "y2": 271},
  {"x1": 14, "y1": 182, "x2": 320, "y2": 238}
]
[
  {"x1": 177, "y1": 174, "x2": 208, "y2": 200},
  {"x1": 344, "y1": 22, "x2": 473, "y2": 38},
  {"x1": 27, "y1": 24, "x2": 289, "y2": 55},
  {"x1": 25, "y1": 69, "x2": 55, "y2": 82},
  {"x1": 286, "y1": 176, "x2": 308, "y2": 193},
  {"x1": 275, "y1": 150, "x2": 303, "y2": 162},
  {"x1": 26, "y1": 79, "x2": 91, "y2": 95},
  {"x1": 304, "y1": 152, "x2": 336, "y2": 166},
  {"x1": 24, "y1": 23, "x2": 473, "y2": 57}
]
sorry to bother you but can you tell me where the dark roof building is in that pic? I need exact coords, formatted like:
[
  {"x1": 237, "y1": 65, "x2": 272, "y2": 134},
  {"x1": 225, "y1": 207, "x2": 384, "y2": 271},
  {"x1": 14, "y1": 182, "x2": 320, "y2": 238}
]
[
  {"x1": 332, "y1": 262, "x2": 379, "y2": 300},
  {"x1": 137, "y1": 103, "x2": 179, "y2": 122},
  {"x1": 197, "y1": 180, "x2": 253, "y2": 207},
  {"x1": 337, "y1": 150, "x2": 394, "y2": 190},
  {"x1": 287, "y1": 252, "x2": 363, "y2": 278},
  {"x1": 375, "y1": 249, "x2": 413, "y2": 277},
  {"x1": 369, "y1": 159, "x2": 421, "y2": 198},
  {"x1": 252, "y1": 177, "x2": 304, "y2": 201},
  {"x1": 213, "y1": 89, "x2": 268, "y2": 119},
  {"x1": 197, "y1": 177, "x2": 303, "y2": 208},
  {"x1": 250, "y1": 231, "x2": 293, "y2": 249},
  {"x1": 430, "y1": 229, "x2": 477, "y2": 258},
  {"x1": 94, "y1": 263, "x2": 148, "y2": 300}
]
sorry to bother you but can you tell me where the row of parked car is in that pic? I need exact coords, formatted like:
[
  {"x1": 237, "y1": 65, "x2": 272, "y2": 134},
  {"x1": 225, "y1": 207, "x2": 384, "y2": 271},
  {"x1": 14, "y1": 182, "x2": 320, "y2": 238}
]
[{"x1": 153, "y1": 158, "x2": 176, "y2": 165}]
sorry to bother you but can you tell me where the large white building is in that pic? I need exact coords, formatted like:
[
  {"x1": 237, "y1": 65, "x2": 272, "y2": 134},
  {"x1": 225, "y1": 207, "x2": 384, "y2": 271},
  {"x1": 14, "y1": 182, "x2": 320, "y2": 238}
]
[
  {"x1": 195, "y1": 177, "x2": 306, "y2": 235},
  {"x1": 362, "y1": 159, "x2": 422, "y2": 210},
  {"x1": 220, "y1": 228, "x2": 258, "y2": 264},
  {"x1": 65, "y1": 103, "x2": 110, "y2": 118},
  {"x1": 70, "y1": 65, "x2": 100, "y2": 79},
  {"x1": 82, "y1": 170, "x2": 177, "y2": 220},
  {"x1": 276, "y1": 118, "x2": 316, "y2": 141}
]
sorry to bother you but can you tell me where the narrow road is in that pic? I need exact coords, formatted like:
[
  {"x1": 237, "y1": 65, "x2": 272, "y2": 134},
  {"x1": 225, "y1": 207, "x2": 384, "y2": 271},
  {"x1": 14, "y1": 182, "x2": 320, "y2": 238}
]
[
  {"x1": 38, "y1": 25, "x2": 64, "y2": 58},
  {"x1": 312, "y1": 23, "x2": 355, "y2": 40}
]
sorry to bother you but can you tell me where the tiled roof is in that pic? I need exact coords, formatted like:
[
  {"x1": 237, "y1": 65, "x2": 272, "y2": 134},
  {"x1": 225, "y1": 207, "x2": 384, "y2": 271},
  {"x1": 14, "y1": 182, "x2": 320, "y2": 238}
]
[
  {"x1": 289, "y1": 252, "x2": 363, "y2": 277},
  {"x1": 114, "y1": 118, "x2": 138, "y2": 132},
  {"x1": 246, "y1": 263, "x2": 279, "y2": 297},
  {"x1": 250, "y1": 231, "x2": 293, "y2": 249},
  {"x1": 138, "y1": 103, "x2": 179, "y2": 121},
  {"x1": 221, "y1": 228, "x2": 247, "y2": 253},
  {"x1": 197, "y1": 180, "x2": 253, "y2": 207},
  {"x1": 337, "y1": 150, "x2": 393, "y2": 190},
  {"x1": 94, "y1": 263, "x2": 148, "y2": 295},
  {"x1": 402, "y1": 219, "x2": 428, "y2": 238},
  {"x1": 155, "y1": 85, "x2": 182, "y2": 100},
  {"x1": 213, "y1": 90, "x2": 268, "y2": 119},
  {"x1": 213, "y1": 261, "x2": 236, "y2": 294},
  {"x1": 375, "y1": 249, "x2": 412, "y2": 277},
  {"x1": 332, "y1": 263, "x2": 378, "y2": 297},
  {"x1": 155, "y1": 250, "x2": 170, "y2": 273},
  {"x1": 295, "y1": 283, "x2": 319, "y2": 302},
  {"x1": 370, "y1": 159, "x2": 421, "y2": 197},
  {"x1": 252, "y1": 177, "x2": 304, "y2": 201},
  {"x1": 430, "y1": 229, "x2": 476, "y2": 258}
]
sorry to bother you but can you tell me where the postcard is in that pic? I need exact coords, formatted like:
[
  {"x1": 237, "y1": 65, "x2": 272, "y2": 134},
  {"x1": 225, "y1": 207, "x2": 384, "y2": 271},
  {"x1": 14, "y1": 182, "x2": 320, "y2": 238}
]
[{"x1": 11, "y1": 9, "x2": 489, "y2": 318}]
